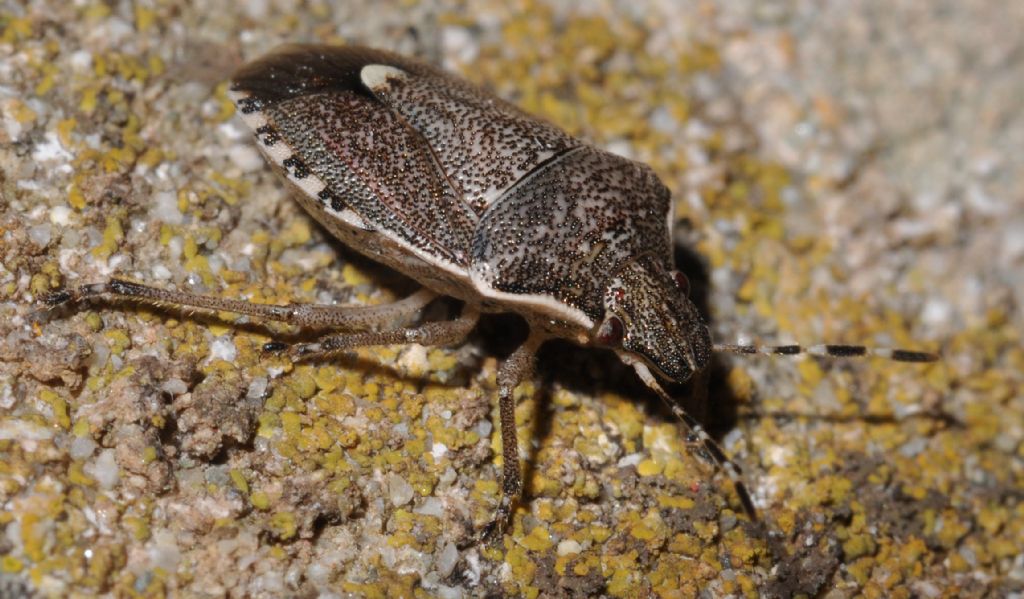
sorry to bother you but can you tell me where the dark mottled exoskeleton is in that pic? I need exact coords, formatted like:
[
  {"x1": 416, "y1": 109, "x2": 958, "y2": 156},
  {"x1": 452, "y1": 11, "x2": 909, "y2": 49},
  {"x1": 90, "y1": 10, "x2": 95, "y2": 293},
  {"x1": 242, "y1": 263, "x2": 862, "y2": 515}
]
[{"x1": 45, "y1": 45, "x2": 936, "y2": 538}]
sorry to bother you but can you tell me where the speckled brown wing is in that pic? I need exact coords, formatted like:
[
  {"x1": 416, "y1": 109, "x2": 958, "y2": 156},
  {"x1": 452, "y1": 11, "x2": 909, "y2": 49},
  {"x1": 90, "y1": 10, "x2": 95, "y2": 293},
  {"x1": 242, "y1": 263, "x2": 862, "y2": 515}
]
[
  {"x1": 470, "y1": 146, "x2": 674, "y2": 322},
  {"x1": 358, "y1": 58, "x2": 581, "y2": 215},
  {"x1": 229, "y1": 44, "x2": 478, "y2": 268}
]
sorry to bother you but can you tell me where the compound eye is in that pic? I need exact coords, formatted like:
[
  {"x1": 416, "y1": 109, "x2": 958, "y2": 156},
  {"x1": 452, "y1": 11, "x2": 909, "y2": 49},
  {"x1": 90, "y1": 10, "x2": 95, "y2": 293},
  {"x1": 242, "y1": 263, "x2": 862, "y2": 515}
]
[
  {"x1": 595, "y1": 315, "x2": 624, "y2": 347},
  {"x1": 672, "y1": 271, "x2": 690, "y2": 296}
]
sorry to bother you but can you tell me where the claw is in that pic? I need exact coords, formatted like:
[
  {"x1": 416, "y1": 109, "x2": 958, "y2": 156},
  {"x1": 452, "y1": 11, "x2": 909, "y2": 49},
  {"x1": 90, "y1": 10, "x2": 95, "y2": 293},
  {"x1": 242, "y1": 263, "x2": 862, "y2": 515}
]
[
  {"x1": 475, "y1": 496, "x2": 514, "y2": 545},
  {"x1": 40, "y1": 289, "x2": 74, "y2": 307},
  {"x1": 31, "y1": 288, "x2": 77, "y2": 324},
  {"x1": 262, "y1": 341, "x2": 289, "y2": 354},
  {"x1": 477, "y1": 512, "x2": 507, "y2": 545},
  {"x1": 477, "y1": 521, "x2": 501, "y2": 545}
]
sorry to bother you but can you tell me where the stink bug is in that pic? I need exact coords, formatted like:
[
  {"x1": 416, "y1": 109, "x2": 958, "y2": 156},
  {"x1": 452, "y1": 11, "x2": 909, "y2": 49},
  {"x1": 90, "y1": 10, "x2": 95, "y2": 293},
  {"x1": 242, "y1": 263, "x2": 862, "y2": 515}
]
[{"x1": 43, "y1": 44, "x2": 937, "y2": 537}]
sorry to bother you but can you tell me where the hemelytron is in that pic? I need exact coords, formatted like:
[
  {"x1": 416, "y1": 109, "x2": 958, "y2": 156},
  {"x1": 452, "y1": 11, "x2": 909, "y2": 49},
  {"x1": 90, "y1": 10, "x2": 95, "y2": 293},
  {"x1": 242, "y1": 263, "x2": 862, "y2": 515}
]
[{"x1": 44, "y1": 44, "x2": 937, "y2": 537}]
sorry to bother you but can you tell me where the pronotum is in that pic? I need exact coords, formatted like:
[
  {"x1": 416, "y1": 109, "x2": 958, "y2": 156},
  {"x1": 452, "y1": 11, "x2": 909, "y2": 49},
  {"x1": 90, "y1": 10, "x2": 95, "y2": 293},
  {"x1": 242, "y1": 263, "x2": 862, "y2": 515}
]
[{"x1": 44, "y1": 44, "x2": 937, "y2": 537}]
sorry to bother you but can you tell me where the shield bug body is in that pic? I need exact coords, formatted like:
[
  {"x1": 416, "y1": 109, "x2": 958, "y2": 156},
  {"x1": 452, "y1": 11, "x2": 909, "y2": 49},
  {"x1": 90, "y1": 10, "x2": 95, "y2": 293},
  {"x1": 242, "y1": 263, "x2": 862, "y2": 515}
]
[{"x1": 45, "y1": 44, "x2": 936, "y2": 536}]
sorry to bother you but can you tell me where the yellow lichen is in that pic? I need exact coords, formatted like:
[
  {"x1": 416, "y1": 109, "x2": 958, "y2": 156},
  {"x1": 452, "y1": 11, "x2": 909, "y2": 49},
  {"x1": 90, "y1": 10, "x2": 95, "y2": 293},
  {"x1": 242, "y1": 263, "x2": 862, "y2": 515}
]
[
  {"x1": 134, "y1": 5, "x2": 156, "y2": 31},
  {"x1": 269, "y1": 511, "x2": 297, "y2": 540},
  {"x1": 250, "y1": 491, "x2": 270, "y2": 511},
  {"x1": 519, "y1": 524, "x2": 554, "y2": 552},
  {"x1": 1, "y1": 556, "x2": 23, "y2": 573},
  {"x1": 91, "y1": 215, "x2": 124, "y2": 260}
]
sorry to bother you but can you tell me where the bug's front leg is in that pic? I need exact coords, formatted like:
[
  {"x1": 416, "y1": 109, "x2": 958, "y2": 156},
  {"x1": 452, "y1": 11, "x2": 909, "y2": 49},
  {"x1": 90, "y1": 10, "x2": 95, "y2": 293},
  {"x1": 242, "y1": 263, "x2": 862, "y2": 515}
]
[{"x1": 480, "y1": 330, "x2": 547, "y2": 542}]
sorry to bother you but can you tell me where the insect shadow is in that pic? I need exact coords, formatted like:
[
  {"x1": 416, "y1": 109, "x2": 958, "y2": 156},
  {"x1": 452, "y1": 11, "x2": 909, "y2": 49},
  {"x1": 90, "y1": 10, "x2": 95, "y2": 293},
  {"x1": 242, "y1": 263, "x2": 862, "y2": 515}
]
[{"x1": 469, "y1": 232, "x2": 743, "y2": 502}]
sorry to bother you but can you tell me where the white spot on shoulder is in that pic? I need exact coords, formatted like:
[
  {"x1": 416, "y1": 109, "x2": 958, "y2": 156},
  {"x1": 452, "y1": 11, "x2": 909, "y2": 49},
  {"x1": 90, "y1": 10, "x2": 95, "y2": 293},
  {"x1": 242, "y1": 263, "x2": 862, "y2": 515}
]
[{"x1": 360, "y1": 64, "x2": 408, "y2": 91}]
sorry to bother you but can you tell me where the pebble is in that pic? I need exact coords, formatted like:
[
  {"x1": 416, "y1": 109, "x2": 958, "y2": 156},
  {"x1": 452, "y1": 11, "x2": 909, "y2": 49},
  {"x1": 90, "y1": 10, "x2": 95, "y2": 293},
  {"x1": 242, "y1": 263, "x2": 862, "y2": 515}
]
[
  {"x1": 556, "y1": 539, "x2": 582, "y2": 556},
  {"x1": 151, "y1": 191, "x2": 183, "y2": 225},
  {"x1": 86, "y1": 449, "x2": 119, "y2": 490},
  {"x1": 49, "y1": 205, "x2": 72, "y2": 226},
  {"x1": 435, "y1": 541, "x2": 459, "y2": 578},
  {"x1": 69, "y1": 436, "x2": 97, "y2": 460},
  {"x1": 387, "y1": 473, "x2": 414, "y2": 507},
  {"x1": 148, "y1": 530, "x2": 182, "y2": 572},
  {"x1": 246, "y1": 377, "x2": 268, "y2": 400},
  {"x1": 413, "y1": 497, "x2": 444, "y2": 518},
  {"x1": 227, "y1": 144, "x2": 265, "y2": 173},
  {"x1": 161, "y1": 378, "x2": 189, "y2": 396},
  {"x1": 208, "y1": 335, "x2": 237, "y2": 362},
  {"x1": 28, "y1": 223, "x2": 51, "y2": 247}
]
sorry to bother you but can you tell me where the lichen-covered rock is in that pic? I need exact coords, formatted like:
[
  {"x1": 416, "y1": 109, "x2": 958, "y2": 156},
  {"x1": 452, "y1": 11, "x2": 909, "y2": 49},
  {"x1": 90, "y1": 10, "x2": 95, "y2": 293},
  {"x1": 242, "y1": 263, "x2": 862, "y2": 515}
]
[
  {"x1": 2, "y1": 1, "x2": 1020, "y2": 597},
  {"x1": 173, "y1": 362, "x2": 260, "y2": 458}
]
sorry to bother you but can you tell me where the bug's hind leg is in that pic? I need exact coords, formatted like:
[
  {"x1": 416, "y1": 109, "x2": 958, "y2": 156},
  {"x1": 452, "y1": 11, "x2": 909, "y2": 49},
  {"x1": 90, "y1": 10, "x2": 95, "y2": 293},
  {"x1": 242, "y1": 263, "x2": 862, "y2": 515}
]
[
  {"x1": 478, "y1": 330, "x2": 547, "y2": 542},
  {"x1": 269, "y1": 305, "x2": 480, "y2": 362},
  {"x1": 40, "y1": 277, "x2": 436, "y2": 330}
]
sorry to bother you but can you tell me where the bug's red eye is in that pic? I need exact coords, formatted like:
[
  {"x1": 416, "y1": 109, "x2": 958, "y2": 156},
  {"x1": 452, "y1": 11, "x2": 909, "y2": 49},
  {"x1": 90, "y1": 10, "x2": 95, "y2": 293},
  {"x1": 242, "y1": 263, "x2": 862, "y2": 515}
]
[
  {"x1": 612, "y1": 288, "x2": 625, "y2": 302},
  {"x1": 672, "y1": 271, "x2": 690, "y2": 296},
  {"x1": 595, "y1": 315, "x2": 624, "y2": 346}
]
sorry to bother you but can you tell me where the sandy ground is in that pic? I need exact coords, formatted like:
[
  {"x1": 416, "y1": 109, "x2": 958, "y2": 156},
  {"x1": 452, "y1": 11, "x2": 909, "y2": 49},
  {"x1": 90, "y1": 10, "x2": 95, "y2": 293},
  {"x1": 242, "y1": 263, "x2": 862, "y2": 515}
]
[{"x1": 1, "y1": 1, "x2": 1021, "y2": 597}]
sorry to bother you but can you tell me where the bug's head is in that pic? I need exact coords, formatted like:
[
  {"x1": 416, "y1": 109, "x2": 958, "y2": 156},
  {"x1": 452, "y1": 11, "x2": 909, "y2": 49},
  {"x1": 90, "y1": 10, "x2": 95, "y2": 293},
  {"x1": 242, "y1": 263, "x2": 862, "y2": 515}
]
[{"x1": 592, "y1": 255, "x2": 712, "y2": 384}]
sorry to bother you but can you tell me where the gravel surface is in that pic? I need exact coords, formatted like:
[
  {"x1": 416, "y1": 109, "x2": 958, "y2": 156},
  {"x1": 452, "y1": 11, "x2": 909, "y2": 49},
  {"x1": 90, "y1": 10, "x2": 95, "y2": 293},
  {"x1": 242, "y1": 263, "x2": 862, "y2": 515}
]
[{"x1": 1, "y1": 1, "x2": 1020, "y2": 597}]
